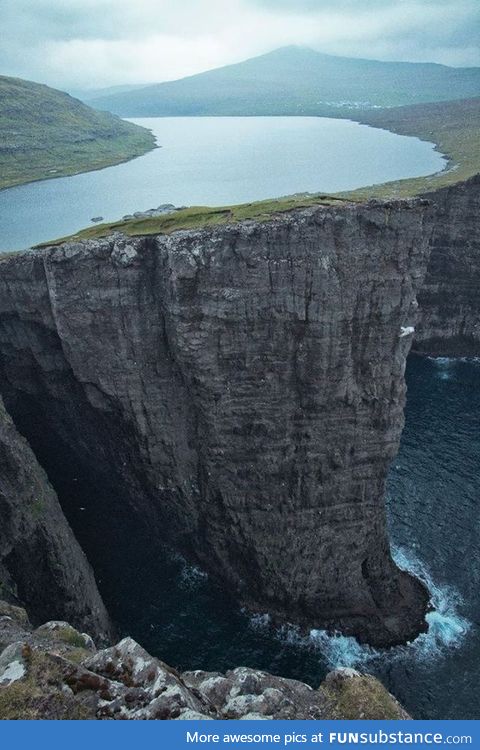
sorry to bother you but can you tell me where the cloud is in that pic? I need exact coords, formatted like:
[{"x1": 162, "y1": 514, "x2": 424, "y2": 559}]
[
  {"x1": 247, "y1": 0, "x2": 464, "y2": 10},
  {"x1": 0, "y1": 0, "x2": 478, "y2": 90}
]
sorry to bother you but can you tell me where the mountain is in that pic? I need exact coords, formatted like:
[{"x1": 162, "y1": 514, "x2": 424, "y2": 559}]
[
  {"x1": 68, "y1": 83, "x2": 150, "y2": 101},
  {"x1": 0, "y1": 75, "x2": 156, "y2": 189},
  {"x1": 88, "y1": 46, "x2": 480, "y2": 117}
]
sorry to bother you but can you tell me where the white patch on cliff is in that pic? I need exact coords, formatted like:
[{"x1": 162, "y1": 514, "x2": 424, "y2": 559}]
[{"x1": 0, "y1": 659, "x2": 26, "y2": 686}]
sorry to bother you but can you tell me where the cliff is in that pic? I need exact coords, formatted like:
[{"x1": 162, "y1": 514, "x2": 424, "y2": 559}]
[
  {"x1": 414, "y1": 174, "x2": 480, "y2": 355},
  {"x1": 0, "y1": 397, "x2": 111, "y2": 641},
  {"x1": 0, "y1": 601, "x2": 409, "y2": 720},
  {"x1": 0, "y1": 199, "x2": 433, "y2": 647}
]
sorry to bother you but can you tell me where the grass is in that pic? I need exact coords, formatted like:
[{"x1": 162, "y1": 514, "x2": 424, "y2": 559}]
[
  {"x1": 36, "y1": 623, "x2": 90, "y2": 649},
  {"x1": 36, "y1": 194, "x2": 351, "y2": 247},
  {"x1": 320, "y1": 674, "x2": 409, "y2": 720},
  {"x1": 0, "y1": 650, "x2": 93, "y2": 720},
  {"x1": 339, "y1": 97, "x2": 480, "y2": 199},
  {"x1": 53, "y1": 627, "x2": 90, "y2": 649},
  {"x1": 0, "y1": 601, "x2": 29, "y2": 625},
  {"x1": 0, "y1": 132, "x2": 156, "y2": 191},
  {"x1": 0, "y1": 75, "x2": 156, "y2": 190}
]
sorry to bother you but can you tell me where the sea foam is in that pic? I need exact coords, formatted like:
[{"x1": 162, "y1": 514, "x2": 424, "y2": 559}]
[{"x1": 251, "y1": 546, "x2": 470, "y2": 671}]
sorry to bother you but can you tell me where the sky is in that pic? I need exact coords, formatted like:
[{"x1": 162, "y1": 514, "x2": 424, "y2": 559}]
[{"x1": 1, "y1": 0, "x2": 479, "y2": 91}]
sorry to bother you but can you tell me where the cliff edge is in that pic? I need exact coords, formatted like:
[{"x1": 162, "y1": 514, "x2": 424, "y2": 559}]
[{"x1": 0, "y1": 199, "x2": 433, "y2": 646}]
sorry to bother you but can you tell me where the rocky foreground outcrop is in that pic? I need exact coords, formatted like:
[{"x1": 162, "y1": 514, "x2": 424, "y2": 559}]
[
  {"x1": 0, "y1": 602, "x2": 409, "y2": 720},
  {"x1": 0, "y1": 199, "x2": 433, "y2": 647}
]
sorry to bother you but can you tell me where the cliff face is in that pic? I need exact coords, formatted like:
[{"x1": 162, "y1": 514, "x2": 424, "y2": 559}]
[
  {"x1": 415, "y1": 174, "x2": 480, "y2": 355},
  {"x1": 0, "y1": 397, "x2": 110, "y2": 641},
  {"x1": 0, "y1": 200, "x2": 432, "y2": 646}
]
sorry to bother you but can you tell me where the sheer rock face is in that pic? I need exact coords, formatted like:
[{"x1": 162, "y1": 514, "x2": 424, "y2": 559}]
[
  {"x1": 0, "y1": 200, "x2": 433, "y2": 646},
  {"x1": 0, "y1": 397, "x2": 111, "y2": 642},
  {"x1": 415, "y1": 174, "x2": 480, "y2": 356}
]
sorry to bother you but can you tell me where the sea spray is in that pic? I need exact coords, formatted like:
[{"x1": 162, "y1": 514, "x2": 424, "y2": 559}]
[
  {"x1": 167, "y1": 548, "x2": 209, "y2": 590},
  {"x1": 392, "y1": 546, "x2": 470, "y2": 656},
  {"x1": 308, "y1": 630, "x2": 376, "y2": 670},
  {"x1": 247, "y1": 545, "x2": 470, "y2": 673},
  {"x1": 179, "y1": 561, "x2": 208, "y2": 590}
]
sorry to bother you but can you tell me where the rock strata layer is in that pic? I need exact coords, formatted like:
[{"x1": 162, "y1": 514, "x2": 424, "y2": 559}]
[
  {"x1": 0, "y1": 200, "x2": 432, "y2": 646},
  {"x1": 0, "y1": 601, "x2": 410, "y2": 720}
]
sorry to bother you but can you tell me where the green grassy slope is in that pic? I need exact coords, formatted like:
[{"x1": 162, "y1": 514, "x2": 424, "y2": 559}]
[
  {"x1": 341, "y1": 97, "x2": 480, "y2": 199},
  {"x1": 36, "y1": 195, "x2": 349, "y2": 248},
  {"x1": 89, "y1": 46, "x2": 480, "y2": 117},
  {"x1": 0, "y1": 75, "x2": 156, "y2": 189}
]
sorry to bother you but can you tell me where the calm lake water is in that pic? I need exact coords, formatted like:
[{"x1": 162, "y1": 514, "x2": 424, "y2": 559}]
[{"x1": 0, "y1": 116, "x2": 445, "y2": 252}]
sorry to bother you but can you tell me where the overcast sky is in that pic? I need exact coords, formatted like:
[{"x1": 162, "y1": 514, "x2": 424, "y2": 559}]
[{"x1": 1, "y1": 0, "x2": 479, "y2": 90}]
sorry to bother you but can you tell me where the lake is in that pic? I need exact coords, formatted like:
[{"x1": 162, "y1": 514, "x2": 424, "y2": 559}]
[{"x1": 0, "y1": 115, "x2": 445, "y2": 252}]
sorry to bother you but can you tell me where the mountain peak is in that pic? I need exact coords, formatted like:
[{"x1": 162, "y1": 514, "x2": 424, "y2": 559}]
[{"x1": 87, "y1": 47, "x2": 480, "y2": 117}]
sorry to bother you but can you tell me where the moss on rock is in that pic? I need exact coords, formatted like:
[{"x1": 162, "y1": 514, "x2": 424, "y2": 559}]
[
  {"x1": 0, "y1": 650, "x2": 95, "y2": 719},
  {"x1": 320, "y1": 669, "x2": 410, "y2": 720},
  {"x1": 34, "y1": 622, "x2": 94, "y2": 650}
]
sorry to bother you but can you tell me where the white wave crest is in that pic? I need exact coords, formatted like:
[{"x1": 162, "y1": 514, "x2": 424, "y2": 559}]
[
  {"x1": 392, "y1": 545, "x2": 470, "y2": 655},
  {"x1": 253, "y1": 546, "x2": 470, "y2": 671}
]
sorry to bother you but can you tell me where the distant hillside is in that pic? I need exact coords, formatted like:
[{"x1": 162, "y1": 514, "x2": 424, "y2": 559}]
[
  {"x1": 343, "y1": 97, "x2": 480, "y2": 198},
  {"x1": 68, "y1": 83, "x2": 150, "y2": 102},
  {"x1": 0, "y1": 75, "x2": 156, "y2": 189},
  {"x1": 88, "y1": 46, "x2": 480, "y2": 117}
]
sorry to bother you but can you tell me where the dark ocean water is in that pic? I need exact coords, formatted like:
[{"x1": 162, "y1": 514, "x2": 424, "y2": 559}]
[{"x1": 94, "y1": 355, "x2": 480, "y2": 720}]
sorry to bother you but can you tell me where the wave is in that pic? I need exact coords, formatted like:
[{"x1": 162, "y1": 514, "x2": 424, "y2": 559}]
[
  {"x1": 179, "y1": 562, "x2": 208, "y2": 589},
  {"x1": 249, "y1": 546, "x2": 470, "y2": 671},
  {"x1": 392, "y1": 546, "x2": 470, "y2": 656},
  {"x1": 427, "y1": 356, "x2": 480, "y2": 364},
  {"x1": 309, "y1": 629, "x2": 375, "y2": 670},
  {"x1": 168, "y1": 549, "x2": 209, "y2": 590}
]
